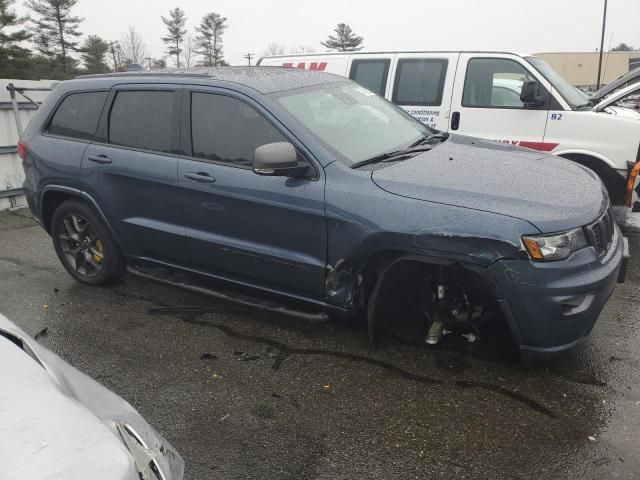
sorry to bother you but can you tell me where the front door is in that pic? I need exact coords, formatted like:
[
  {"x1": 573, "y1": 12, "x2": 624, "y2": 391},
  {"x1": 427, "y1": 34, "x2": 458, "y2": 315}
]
[
  {"x1": 449, "y1": 54, "x2": 551, "y2": 151},
  {"x1": 178, "y1": 89, "x2": 327, "y2": 297}
]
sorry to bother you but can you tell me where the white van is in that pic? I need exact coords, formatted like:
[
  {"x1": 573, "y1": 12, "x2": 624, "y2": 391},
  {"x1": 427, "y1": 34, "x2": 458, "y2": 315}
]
[{"x1": 258, "y1": 51, "x2": 640, "y2": 206}]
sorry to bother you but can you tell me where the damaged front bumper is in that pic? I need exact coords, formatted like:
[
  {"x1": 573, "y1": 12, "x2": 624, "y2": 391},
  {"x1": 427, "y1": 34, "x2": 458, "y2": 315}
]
[
  {"x1": 0, "y1": 314, "x2": 184, "y2": 480},
  {"x1": 489, "y1": 225, "x2": 628, "y2": 365}
]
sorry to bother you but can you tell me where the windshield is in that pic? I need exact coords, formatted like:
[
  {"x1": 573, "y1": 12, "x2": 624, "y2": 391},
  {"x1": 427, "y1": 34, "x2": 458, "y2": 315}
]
[
  {"x1": 271, "y1": 82, "x2": 430, "y2": 165},
  {"x1": 526, "y1": 56, "x2": 590, "y2": 109}
]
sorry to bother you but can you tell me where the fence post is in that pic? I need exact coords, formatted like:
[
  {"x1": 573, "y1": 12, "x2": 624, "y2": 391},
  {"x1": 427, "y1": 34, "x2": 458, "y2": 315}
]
[{"x1": 7, "y1": 83, "x2": 24, "y2": 136}]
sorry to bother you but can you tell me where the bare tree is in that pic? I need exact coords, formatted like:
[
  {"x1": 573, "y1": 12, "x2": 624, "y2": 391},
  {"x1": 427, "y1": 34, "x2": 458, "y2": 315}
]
[
  {"x1": 262, "y1": 41, "x2": 285, "y2": 57},
  {"x1": 290, "y1": 44, "x2": 316, "y2": 54},
  {"x1": 182, "y1": 33, "x2": 194, "y2": 67},
  {"x1": 119, "y1": 26, "x2": 146, "y2": 65}
]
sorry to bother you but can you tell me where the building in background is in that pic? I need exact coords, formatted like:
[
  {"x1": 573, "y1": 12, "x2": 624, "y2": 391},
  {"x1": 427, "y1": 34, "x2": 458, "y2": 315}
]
[{"x1": 535, "y1": 51, "x2": 640, "y2": 91}]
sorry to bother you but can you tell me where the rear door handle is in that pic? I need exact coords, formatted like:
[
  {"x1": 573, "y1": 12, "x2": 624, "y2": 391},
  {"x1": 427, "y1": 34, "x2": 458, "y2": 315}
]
[
  {"x1": 184, "y1": 172, "x2": 216, "y2": 183},
  {"x1": 451, "y1": 111, "x2": 460, "y2": 131},
  {"x1": 87, "y1": 154, "x2": 112, "y2": 164}
]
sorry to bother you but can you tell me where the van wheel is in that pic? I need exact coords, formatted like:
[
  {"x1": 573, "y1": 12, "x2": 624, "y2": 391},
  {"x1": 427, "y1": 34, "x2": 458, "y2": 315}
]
[{"x1": 51, "y1": 199, "x2": 125, "y2": 286}]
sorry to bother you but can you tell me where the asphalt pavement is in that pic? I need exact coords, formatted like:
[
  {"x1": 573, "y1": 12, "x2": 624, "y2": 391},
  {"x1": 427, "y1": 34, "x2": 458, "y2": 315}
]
[{"x1": 1, "y1": 207, "x2": 639, "y2": 480}]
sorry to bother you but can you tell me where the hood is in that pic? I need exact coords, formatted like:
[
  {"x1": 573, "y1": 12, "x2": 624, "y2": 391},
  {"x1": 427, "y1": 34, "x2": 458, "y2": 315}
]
[
  {"x1": 590, "y1": 67, "x2": 640, "y2": 103},
  {"x1": 593, "y1": 82, "x2": 640, "y2": 113},
  {"x1": 0, "y1": 314, "x2": 184, "y2": 480},
  {"x1": 371, "y1": 135, "x2": 606, "y2": 233}
]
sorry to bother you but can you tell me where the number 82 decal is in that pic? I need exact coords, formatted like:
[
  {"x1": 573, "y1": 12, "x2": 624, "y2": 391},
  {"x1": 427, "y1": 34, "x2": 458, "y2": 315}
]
[{"x1": 550, "y1": 113, "x2": 563, "y2": 120}]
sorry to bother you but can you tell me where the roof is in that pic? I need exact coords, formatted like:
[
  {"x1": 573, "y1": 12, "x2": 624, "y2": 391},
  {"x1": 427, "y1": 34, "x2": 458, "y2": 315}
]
[
  {"x1": 77, "y1": 66, "x2": 344, "y2": 94},
  {"x1": 259, "y1": 50, "x2": 532, "y2": 59}
]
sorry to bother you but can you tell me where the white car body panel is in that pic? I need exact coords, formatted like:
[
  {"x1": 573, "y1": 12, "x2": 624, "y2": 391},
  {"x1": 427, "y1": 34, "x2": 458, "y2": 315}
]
[{"x1": 0, "y1": 314, "x2": 184, "y2": 480}]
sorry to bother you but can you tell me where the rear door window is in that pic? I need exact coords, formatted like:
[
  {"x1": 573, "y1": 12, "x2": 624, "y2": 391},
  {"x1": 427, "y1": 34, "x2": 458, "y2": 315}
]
[
  {"x1": 108, "y1": 91, "x2": 175, "y2": 153},
  {"x1": 349, "y1": 59, "x2": 390, "y2": 96},
  {"x1": 392, "y1": 59, "x2": 448, "y2": 106},
  {"x1": 47, "y1": 91, "x2": 108, "y2": 140},
  {"x1": 190, "y1": 93, "x2": 286, "y2": 167}
]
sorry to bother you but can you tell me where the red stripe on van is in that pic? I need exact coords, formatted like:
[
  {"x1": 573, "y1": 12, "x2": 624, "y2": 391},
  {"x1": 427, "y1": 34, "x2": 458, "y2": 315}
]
[{"x1": 518, "y1": 141, "x2": 559, "y2": 152}]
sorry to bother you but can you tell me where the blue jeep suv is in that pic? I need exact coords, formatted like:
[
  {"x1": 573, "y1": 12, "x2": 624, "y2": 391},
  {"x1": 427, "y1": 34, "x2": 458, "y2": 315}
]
[{"x1": 19, "y1": 67, "x2": 628, "y2": 363}]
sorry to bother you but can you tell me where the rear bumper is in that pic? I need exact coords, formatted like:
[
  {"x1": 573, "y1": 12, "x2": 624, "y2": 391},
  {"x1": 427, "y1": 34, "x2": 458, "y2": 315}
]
[{"x1": 490, "y1": 226, "x2": 628, "y2": 364}]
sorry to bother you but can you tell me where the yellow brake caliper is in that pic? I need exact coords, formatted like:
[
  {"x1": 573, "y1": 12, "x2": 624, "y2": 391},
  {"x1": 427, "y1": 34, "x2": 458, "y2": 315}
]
[{"x1": 93, "y1": 239, "x2": 104, "y2": 264}]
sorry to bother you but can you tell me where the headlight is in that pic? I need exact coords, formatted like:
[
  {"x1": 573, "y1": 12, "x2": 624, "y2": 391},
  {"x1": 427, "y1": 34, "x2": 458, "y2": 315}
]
[{"x1": 522, "y1": 227, "x2": 588, "y2": 261}]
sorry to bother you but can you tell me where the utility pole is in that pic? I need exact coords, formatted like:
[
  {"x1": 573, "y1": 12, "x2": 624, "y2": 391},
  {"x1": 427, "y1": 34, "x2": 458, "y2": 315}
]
[
  {"x1": 108, "y1": 41, "x2": 119, "y2": 72},
  {"x1": 596, "y1": 0, "x2": 608, "y2": 89},
  {"x1": 244, "y1": 53, "x2": 254, "y2": 66}
]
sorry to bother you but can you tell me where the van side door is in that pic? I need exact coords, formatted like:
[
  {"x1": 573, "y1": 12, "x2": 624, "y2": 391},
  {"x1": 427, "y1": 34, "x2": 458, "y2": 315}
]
[
  {"x1": 449, "y1": 54, "x2": 555, "y2": 150},
  {"x1": 347, "y1": 54, "x2": 394, "y2": 98},
  {"x1": 177, "y1": 88, "x2": 327, "y2": 297},
  {"x1": 387, "y1": 53, "x2": 458, "y2": 130}
]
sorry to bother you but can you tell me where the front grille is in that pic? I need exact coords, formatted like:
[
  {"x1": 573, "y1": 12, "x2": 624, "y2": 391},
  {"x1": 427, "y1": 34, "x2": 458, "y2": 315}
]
[{"x1": 586, "y1": 207, "x2": 615, "y2": 255}]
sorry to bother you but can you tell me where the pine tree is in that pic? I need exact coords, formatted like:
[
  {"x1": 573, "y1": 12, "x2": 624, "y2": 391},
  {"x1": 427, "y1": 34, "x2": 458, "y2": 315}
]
[
  {"x1": 80, "y1": 35, "x2": 109, "y2": 74},
  {"x1": 26, "y1": 0, "x2": 83, "y2": 72},
  {"x1": 194, "y1": 12, "x2": 227, "y2": 67},
  {"x1": 321, "y1": 23, "x2": 363, "y2": 52},
  {"x1": 0, "y1": 0, "x2": 31, "y2": 78},
  {"x1": 161, "y1": 7, "x2": 187, "y2": 67}
]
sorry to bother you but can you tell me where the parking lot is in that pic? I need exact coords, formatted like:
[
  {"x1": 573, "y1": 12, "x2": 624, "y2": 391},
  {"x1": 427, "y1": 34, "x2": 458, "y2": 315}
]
[{"x1": 1, "y1": 206, "x2": 639, "y2": 480}]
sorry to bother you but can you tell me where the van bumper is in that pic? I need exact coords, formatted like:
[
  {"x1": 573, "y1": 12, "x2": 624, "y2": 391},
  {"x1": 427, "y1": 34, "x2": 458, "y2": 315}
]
[{"x1": 489, "y1": 226, "x2": 628, "y2": 365}]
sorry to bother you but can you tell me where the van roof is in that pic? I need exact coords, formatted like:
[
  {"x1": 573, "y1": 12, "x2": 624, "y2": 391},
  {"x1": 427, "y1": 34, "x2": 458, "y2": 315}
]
[
  {"x1": 76, "y1": 66, "x2": 344, "y2": 94},
  {"x1": 259, "y1": 50, "x2": 532, "y2": 59}
]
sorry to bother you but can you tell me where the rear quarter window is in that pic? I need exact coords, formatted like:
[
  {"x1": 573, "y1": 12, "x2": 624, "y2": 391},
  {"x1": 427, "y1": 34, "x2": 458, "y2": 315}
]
[{"x1": 46, "y1": 91, "x2": 108, "y2": 140}]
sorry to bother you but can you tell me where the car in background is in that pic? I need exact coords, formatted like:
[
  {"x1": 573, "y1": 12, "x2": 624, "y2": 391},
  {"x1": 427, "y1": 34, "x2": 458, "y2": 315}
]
[
  {"x1": 0, "y1": 313, "x2": 184, "y2": 480},
  {"x1": 259, "y1": 51, "x2": 640, "y2": 206}
]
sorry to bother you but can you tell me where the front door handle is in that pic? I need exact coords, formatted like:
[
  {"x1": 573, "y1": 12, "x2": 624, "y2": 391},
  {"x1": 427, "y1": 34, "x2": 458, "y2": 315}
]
[
  {"x1": 87, "y1": 154, "x2": 112, "y2": 164},
  {"x1": 184, "y1": 172, "x2": 216, "y2": 183}
]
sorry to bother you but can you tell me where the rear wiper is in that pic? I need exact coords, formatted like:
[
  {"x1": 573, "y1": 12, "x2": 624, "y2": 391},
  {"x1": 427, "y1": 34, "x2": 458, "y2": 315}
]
[{"x1": 351, "y1": 144, "x2": 437, "y2": 169}]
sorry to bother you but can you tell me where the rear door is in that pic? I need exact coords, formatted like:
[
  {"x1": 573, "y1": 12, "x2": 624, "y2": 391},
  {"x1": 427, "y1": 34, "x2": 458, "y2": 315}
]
[
  {"x1": 449, "y1": 54, "x2": 552, "y2": 149},
  {"x1": 177, "y1": 88, "x2": 327, "y2": 297},
  {"x1": 388, "y1": 52, "x2": 458, "y2": 130},
  {"x1": 80, "y1": 85, "x2": 187, "y2": 264}
]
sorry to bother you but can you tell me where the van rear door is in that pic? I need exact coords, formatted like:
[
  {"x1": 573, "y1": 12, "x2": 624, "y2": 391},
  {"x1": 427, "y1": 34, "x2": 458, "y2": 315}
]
[
  {"x1": 449, "y1": 53, "x2": 551, "y2": 150},
  {"x1": 387, "y1": 53, "x2": 458, "y2": 130}
]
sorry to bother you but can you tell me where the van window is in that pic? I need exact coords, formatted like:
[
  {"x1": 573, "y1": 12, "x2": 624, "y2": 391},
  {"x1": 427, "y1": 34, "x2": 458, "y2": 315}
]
[
  {"x1": 47, "y1": 91, "x2": 108, "y2": 140},
  {"x1": 349, "y1": 59, "x2": 390, "y2": 96},
  {"x1": 463, "y1": 58, "x2": 538, "y2": 108},
  {"x1": 191, "y1": 93, "x2": 286, "y2": 166},
  {"x1": 108, "y1": 91, "x2": 175, "y2": 153},
  {"x1": 392, "y1": 59, "x2": 447, "y2": 106}
]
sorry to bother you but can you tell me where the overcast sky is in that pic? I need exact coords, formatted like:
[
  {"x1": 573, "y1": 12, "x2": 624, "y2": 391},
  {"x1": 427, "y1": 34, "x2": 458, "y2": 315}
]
[{"x1": 16, "y1": 0, "x2": 640, "y2": 66}]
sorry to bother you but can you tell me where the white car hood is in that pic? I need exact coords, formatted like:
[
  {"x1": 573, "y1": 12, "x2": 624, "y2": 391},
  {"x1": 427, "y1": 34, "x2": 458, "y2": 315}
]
[
  {"x1": 0, "y1": 314, "x2": 184, "y2": 480},
  {"x1": 593, "y1": 82, "x2": 640, "y2": 113}
]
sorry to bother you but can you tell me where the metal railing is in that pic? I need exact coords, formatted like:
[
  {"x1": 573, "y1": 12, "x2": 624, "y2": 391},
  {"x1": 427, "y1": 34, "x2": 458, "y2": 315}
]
[{"x1": 1, "y1": 83, "x2": 53, "y2": 202}]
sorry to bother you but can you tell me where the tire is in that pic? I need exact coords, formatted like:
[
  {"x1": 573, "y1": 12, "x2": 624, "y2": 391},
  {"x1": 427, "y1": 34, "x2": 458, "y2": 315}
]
[{"x1": 50, "y1": 199, "x2": 126, "y2": 286}]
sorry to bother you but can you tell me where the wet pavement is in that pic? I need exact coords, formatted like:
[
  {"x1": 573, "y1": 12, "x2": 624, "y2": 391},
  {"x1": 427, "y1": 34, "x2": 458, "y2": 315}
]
[{"x1": 1, "y1": 207, "x2": 639, "y2": 480}]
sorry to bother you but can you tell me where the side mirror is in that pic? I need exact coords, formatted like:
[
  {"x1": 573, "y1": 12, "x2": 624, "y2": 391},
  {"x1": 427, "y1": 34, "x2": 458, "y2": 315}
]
[
  {"x1": 253, "y1": 142, "x2": 309, "y2": 177},
  {"x1": 520, "y1": 80, "x2": 546, "y2": 108}
]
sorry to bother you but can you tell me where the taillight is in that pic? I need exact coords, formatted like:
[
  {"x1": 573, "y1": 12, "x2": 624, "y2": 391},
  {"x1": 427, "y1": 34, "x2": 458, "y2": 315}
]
[
  {"x1": 625, "y1": 162, "x2": 640, "y2": 207},
  {"x1": 16, "y1": 141, "x2": 27, "y2": 160}
]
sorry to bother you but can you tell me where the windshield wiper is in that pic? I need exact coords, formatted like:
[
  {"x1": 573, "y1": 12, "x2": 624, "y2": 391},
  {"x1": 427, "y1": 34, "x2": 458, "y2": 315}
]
[
  {"x1": 409, "y1": 132, "x2": 449, "y2": 148},
  {"x1": 351, "y1": 144, "x2": 437, "y2": 169}
]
